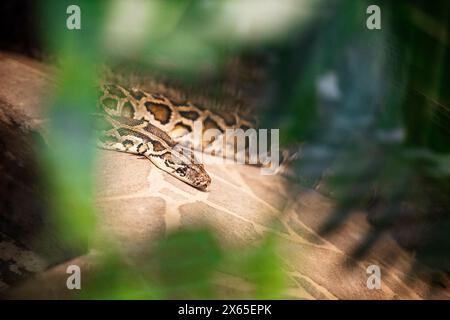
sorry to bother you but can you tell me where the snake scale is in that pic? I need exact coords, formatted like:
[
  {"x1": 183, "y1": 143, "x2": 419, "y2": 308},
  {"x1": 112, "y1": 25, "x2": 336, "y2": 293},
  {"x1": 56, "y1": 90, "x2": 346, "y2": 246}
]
[{"x1": 96, "y1": 84, "x2": 260, "y2": 190}]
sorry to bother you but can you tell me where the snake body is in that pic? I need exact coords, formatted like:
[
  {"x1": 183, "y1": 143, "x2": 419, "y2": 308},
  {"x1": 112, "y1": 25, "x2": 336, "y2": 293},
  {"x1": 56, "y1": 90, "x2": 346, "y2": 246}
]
[{"x1": 96, "y1": 84, "x2": 257, "y2": 190}]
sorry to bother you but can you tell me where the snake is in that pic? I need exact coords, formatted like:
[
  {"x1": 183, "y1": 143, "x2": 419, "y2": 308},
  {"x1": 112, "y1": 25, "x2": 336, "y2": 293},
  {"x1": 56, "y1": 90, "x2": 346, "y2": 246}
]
[{"x1": 95, "y1": 84, "x2": 258, "y2": 190}]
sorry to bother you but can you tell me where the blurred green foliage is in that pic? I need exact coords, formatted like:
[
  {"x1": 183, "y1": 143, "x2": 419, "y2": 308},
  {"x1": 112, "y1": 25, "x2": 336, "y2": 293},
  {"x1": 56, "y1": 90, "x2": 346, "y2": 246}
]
[
  {"x1": 79, "y1": 230, "x2": 285, "y2": 299},
  {"x1": 262, "y1": 0, "x2": 450, "y2": 273},
  {"x1": 39, "y1": 0, "x2": 106, "y2": 258}
]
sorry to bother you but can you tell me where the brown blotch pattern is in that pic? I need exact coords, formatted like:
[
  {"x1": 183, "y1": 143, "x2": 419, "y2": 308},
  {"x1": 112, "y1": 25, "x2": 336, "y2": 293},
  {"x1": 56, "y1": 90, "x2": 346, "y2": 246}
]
[
  {"x1": 159, "y1": 152, "x2": 175, "y2": 166},
  {"x1": 173, "y1": 123, "x2": 192, "y2": 134},
  {"x1": 150, "y1": 139, "x2": 166, "y2": 152},
  {"x1": 204, "y1": 116, "x2": 224, "y2": 133},
  {"x1": 116, "y1": 128, "x2": 149, "y2": 142},
  {"x1": 137, "y1": 143, "x2": 149, "y2": 154},
  {"x1": 120, "y1": 117, "x2": 145, "y2": 127},
  {"x1": 179, "y1": 110, "x2": 200, "y2": 121},
  {"x1": 143, "y1": 123, "x2": 175, "y2": 147},
  {"x1": 122, "y1": 139, "x2": 134, "y2": 149},
  {"x1": 144, "y1": 102, "x2": 172, "y2": 125},
  {"x1": 121, "y1": 101, "x2": 135, "y2": 118}
]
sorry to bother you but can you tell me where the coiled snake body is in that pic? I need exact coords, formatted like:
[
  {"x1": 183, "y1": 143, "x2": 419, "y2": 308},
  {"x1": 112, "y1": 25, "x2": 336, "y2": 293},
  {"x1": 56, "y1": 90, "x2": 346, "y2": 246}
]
[{"x1": 96, "y1": 84, "x2": 257, "y2": 190}]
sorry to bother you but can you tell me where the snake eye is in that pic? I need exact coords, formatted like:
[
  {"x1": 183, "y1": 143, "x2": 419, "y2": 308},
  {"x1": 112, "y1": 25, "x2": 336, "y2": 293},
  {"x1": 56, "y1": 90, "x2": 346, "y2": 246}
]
[{"x1": 175, "y1": 167, "x2": 187, "y2": 177}]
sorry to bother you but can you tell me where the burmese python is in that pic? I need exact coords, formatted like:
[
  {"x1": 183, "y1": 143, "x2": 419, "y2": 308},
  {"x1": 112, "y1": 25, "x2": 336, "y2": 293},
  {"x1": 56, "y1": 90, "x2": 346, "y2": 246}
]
[{"x1": 96, "y1": 84, "x2": 260, "y2": 190}]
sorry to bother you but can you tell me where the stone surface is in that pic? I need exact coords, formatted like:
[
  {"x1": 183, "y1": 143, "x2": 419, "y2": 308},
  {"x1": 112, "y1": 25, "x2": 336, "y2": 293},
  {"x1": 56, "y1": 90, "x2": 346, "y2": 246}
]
[{"x1": 1, "y1": 53, "x2": 449, "y2": 299}]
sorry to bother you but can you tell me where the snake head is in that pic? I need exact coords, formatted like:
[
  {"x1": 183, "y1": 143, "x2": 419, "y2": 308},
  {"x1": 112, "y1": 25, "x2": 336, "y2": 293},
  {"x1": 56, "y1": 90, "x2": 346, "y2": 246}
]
[
  {"x1": 154, "y1": 150, "x2": 211, "y2": 191},
  {"x1": 183, "y1": 163, "x2": 211, "y2": 191},
  {"x1": 173, "y1": 161, "x2": 211, "y2": 190},
  {"x1": 170, "y1": 145, "x2": 211, "y2": 190}
]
